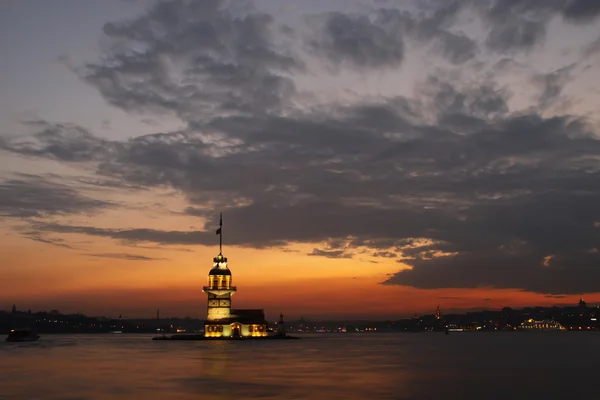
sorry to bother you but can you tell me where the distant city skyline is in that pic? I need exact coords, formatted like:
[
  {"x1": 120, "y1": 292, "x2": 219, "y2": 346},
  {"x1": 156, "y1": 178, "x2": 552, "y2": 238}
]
[
  {"x1": 2, "y1": 0, "x2": 600, "y2": 319},
  {"x1": 4, "y1": 298, "x2": 598, "y2": 321},
  {"x1": 3, "y1": 298, "x2": 598, "y2": 333}
]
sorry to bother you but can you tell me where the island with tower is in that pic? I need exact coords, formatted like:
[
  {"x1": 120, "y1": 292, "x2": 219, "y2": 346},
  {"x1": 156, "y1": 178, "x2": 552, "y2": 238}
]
[{"x1": 153, "y1": 213, "x2": 296, "y2": 340}]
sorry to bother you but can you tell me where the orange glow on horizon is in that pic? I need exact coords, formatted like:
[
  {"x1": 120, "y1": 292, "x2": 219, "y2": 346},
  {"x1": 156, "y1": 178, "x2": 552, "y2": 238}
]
[{"x1": 3, "y1": 224, "x2": 600, "y2": 320}]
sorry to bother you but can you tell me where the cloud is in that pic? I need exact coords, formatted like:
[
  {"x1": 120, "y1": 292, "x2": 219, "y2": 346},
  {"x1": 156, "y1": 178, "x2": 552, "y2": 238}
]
[
  {"x1": 2, "y1": 0, "x2": 600, "y2": 296},
  {"x1": 372, "y1": 251, "x2": 397, "y2": 258},
  {"x1": 77, "y1": 0, "x2": 303, "y2": 120},
  {"x1": 28, "y1": 221, "x2": 208, "y2": 246},
  {"x1": 485, "y1": 16, "x2": 547, "y2": 52},
  {"x1": 308, "y1": 248, "x2": 353, "y2": 259},
  {"x1": 117, "y1": 243, "x2": 194, "y2": 252},
  {"x1": 402, "y1": 2, "x2": 478, "y2": 64},
  {"x1": 0, "y1": 176, "x2": 111, "y2": 218},
  {"x1": 305, "y1": 12, "x2": 404, "y2": 69},
  {"x1": 1, "y1": 120, "x2": 120, "y2": 162},
  {"x1": 534, "y1": 63, "x2": 576, "y2": 110},
  {"x1": 432, "y1": 31, "x2": 477, "y2": 64},
  {"x1": 86, "y1": 253, "x2": 166, "y2": 261},
  {"x1": 20, "y1": 231, "x2": 77, "y2": 250},
  {"x1": 583, "y1": 34, "x2": 600, "y2": 57},
  {"x1": 475, "y1": 0, "x2": 600, "y2": 52},
  {"x1": 306, "y1": 5, "x2": 478, "y2": 67},
  {"x1": 562, "y1": 0, "x2": 600, "y2": 22},
  {"x1": 419, "y1": 74, "x2": 510, "y2": 122},
  {"x1": 8, "y1": 88, "x2": 600, "y2": 295}
]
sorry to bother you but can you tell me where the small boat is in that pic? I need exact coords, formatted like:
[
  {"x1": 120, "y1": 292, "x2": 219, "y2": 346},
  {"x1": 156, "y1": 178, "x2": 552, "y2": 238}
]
[
  {"x1": 6, "y1": 329, "x2": 40, "y2": 342},
  {"x1": 110, "y1": 330, "x2": 123, "y2": 334}
]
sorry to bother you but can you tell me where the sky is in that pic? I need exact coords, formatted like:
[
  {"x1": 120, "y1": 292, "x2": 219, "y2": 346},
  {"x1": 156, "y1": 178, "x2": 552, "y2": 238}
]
[{"x1": 1, "y1": 0, "x2": 600, "y2": 320}]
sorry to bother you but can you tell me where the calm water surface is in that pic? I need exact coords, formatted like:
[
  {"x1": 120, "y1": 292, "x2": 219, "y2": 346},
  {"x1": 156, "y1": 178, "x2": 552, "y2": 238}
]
[{"x1": 1, "y1": 332, "x2": 600, "y2": 399}]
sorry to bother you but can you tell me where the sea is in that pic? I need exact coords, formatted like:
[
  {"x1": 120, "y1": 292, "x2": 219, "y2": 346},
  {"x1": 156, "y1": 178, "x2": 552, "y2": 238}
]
[{"x1": 1, "y1": 332, "x2": 599, "y2": 399}]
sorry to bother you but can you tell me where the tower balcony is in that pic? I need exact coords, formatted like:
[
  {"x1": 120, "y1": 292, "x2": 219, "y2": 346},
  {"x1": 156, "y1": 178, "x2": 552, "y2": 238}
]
[
  {"x1": 202, "y1": 286, "x2": 237, "y2": 295},
  {"x1": 203, "y1": 285, "x2": 237, "y2": 291}
]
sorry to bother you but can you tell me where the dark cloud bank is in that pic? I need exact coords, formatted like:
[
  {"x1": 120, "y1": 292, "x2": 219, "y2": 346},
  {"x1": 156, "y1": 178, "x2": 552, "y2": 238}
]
[
  {"x1": 0, "y1": 175, "x2": 111, "y2": 218},
  {"x1": 2, "y1": 0, "x2": 600, "y2": 295}
]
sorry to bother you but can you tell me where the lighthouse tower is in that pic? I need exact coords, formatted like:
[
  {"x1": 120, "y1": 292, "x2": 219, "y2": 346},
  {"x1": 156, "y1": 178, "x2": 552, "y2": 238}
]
[
  {"x1": 202, "y1": 213, "x2": 237, "y2": 322},
  {"x1": 202, "y1": 213, "x2": 268, "y2": 338}
]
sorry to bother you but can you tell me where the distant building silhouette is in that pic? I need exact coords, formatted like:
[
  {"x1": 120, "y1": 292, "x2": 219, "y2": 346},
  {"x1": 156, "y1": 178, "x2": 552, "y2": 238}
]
[
  {"x1": 579, "y1": 298, "x2": 587, "y2": 308},
  {"x1": 277, "y1": 313, "x2": 286, "y2": 336},
  {"x1": 520, "y1": 319, "x2": 566, "y2": 331},
  {"x1": 11, "y1": 304, "x2": 16, "y2": 313},
  {"x1": 435, "y1": 306, "x2": 441, "y2": 320}
]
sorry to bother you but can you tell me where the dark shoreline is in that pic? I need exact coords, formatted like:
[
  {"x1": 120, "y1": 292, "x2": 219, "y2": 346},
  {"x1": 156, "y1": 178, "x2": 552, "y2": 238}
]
[{"x1": 152, "y1": 334, "x2": 300, "y2": 341}]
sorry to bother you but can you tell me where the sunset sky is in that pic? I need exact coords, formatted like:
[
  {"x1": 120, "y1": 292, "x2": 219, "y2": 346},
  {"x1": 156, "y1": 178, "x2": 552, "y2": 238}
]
[{"x1": 1, "y1": 0, "x2": 600, "y2": 320}]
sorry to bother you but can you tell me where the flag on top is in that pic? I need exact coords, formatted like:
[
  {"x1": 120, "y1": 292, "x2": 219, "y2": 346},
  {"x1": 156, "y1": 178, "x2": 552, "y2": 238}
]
[{"x1": 216, "y1": 212, "x2": 222, "y2": 235}]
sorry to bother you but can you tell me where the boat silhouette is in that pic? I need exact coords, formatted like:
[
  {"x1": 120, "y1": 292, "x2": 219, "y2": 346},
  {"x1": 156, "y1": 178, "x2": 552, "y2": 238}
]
[{"x1": 6, "y1": 328, "x2": 40, "y2": 342}]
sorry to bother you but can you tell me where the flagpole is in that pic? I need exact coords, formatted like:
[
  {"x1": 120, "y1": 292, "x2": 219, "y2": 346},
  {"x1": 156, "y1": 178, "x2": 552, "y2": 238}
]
[{"x1": 219, "y1": 212, "x2": 223, "y2": 254}]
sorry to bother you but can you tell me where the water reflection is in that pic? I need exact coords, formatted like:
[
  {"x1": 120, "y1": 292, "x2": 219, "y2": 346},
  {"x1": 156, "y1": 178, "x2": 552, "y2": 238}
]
[
  {"x1": 180, "y1": 337, "x2": 406, "y2": 399},
  {"x1": 1, "y1": 333, "x2": 600, "y2": 399}
]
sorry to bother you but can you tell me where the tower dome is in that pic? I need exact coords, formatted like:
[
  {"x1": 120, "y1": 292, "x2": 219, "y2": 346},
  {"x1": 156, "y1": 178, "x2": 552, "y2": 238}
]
[
  {"x1": 209, "y1": 266, "x2": 231, "y2": 276},
  {"x1": 209, "y1": 253, "x2": 231, "y2": 275}
]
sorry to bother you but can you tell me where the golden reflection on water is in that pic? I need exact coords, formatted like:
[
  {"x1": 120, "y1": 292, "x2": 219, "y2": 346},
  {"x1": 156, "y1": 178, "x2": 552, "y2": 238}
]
[
  {"x1": 0, "y1": 334, "x2": 409, "y2": 400},
  {"x1": 190, "y1": 339, "x2": 403, "y2": 399},
  {"x1": 2, "y1": 333, "x2": 600, "y2": 399}
]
